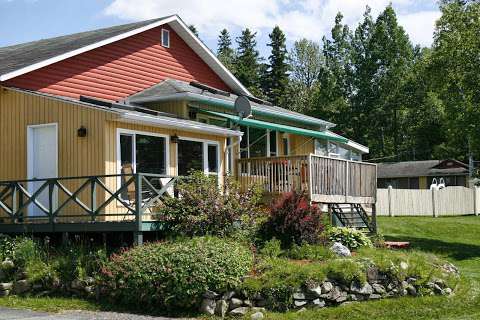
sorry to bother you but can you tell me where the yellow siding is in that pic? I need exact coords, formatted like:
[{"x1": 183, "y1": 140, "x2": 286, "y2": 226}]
[
  {"x1": 0, "y1": 87, "x2": 229, "y2": 222},
  {"x1": 145, "y1": 100, "x2": 188, "y2": 118},
  {"x1": 419, "y1": 176, "x2": 428, "y2": 189},
  {"x1": 290, "y1": 134, "x2": 314, "y2": 155}
]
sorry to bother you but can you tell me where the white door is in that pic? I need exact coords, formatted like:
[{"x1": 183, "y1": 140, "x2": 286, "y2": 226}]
[{"x1": 28, "y1": 124, "x2": 58, "y2": 216}]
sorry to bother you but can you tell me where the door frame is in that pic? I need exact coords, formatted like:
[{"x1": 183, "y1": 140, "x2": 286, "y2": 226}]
[{"x1": 27, "y1": 123, "x2": 59, "y2": 215}]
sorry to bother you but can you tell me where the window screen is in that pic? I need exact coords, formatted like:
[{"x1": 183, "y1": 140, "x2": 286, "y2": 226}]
[{"x1": 178, "y1": 139, "x2": 203, "y2": 175}]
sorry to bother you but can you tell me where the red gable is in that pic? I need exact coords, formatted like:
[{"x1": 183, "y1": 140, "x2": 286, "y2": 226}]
[{"x1": 5, "y1": 25, "x2": 230, "y2": 101}]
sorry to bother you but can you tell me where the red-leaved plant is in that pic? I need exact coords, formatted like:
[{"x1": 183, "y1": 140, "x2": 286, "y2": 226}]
[{"x1": 262, "y1": 190, "x2": 324, "y2": 247}]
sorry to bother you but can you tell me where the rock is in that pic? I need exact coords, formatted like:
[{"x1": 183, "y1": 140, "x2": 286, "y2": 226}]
[
  {"x1": 399, "y1": 261, "x2": 409, "y2": 270},
  {"x1": 244, "y1": 300, "x2": 253, "y2": 307},
  {"x1": 401, "y1": 281, "x2": 409, "y2": 289},
  {"x1": 321, "y1": 281, "x2": 334, "y2": 293},
  {"x1": 0, "y1": 269, "x2": 5, "y2": 281},
  {"x1": 71, "y1": 279, "x2": 85, "y2": 290},
  {"x1": 222, "y1": 291, "x2": 236, "y2": 300},
  {"x1": 372, "y1": 283, "x2": 386, "y2": 295},
  {"x1": 203, "y1": 290, "x2": 219, "y2": 299},
  {"x1": 444, "y1": 287, "x2": 453, "y2": 295},
  {"x1": 350, "y1": 282, "x2": 373, "y2": 295},
  {"x1": 1, "y1": 259, "x2": 14, "y2": 270},
  {"x1": 14, "y1": 280, "x2": 30, "y2": 294},
  {"x1": 306, "y1": 285, "x2": 322, "y2": 297},
  {"x1": 251, "y1": 307, "x2": 266, "y2": 313},
  {"x1": 230, "y1": 298, "x2": 244, "y2": 310},
  {"x1": 366, "y1": 267, "x2": 380, "y2": 282},
  {"x1": 215, "y1": 299, "x2": 228, "y2": 318},
  {"x1": 230, "y1": 307, "x2": 249, "y2": 316},
  {"x1": 433, "y1": 284, "x2": 444, "y2": 295},
  {"x1": 348, "y1": 294, "x2": 358, "y2": 301},
  {"x1": 296, "y1": 307, "x2": 307, "y2": 313},
  {"x1": 294, "y1": 300, "x2": 308, "y2": 308},
  {"x1": 312, "y1": 298, "x2": 325, "y2": 307},
  {"x1": 17, "y1": 271, "x2": 28, "y2": 280},
  {"x1": 293, "y1": 291, "x2": 306, "y2": 300},
  {"x1": 330, "y1": 242, "x2": 351, "y2": 257},
  {"x1": 406, "y1": 277, "x2": 417, "y2": 284},
  {"x1": 369, "y1": 294, "x2": 382, "y2": 300},
  {"x1": 254, "y1": 298, "x2": 267, "y2": 307},
  {"x1": 325, "y1": 286, "x2": 342, "y2": 301},
  {"x1": 0, "y1": 282, "x2": 13, "y2": 291},
  {"x1": 199, "y1": 298, "x2": 216, "y2": 315},
  {"x1": 441, "y1": 262, "x2": 459, "y2": 275},
  {"x1": 251, "y1": 312, "x2": 264, "y2": 320},
  {"x1": 84, "y1": 286, "x2": 95, "y2": 295},
  {"x1": 406, "y1": 285, "x2": 417, "y2": 296},
  {"x1": 335, "y1": 291, "x2": 348, "y2": 303},
  {"x1": 434, "y1": 279, "x2": 446, "y2": 288}
]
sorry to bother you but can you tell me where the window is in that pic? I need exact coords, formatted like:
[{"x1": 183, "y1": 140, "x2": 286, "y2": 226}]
[
  {"x1": 282, "y1": 135, "x2": 289, "y2": 156},
  {"x1": 337, "y1": 145, "x2": 350, "y2": 160},
  {"x1": 351, "y1": 151, "x2": 361, "y2": 161},
  {"x1": 161, "y1": 29, "x2": 170, "y2": 48},
  {"x1": 177, "y1": 138, "x2": 219, "y2": 176},
  {"x1": 314, "y1": 139, "x2": 328, "y2": 156},
  {"x1": 178, "y1": 140, "x2": 203, "y2": 176},
  {"x1": 119, "y1": 132, "x2": 167, "y2": 175},
  {"x1": 328, "y1": 142, "x2": 339, "y2": 157},
  {"x1": 249, "y1": 127, "x2": 267, "y2": 158},
  {"x1": 269, "y1": 130, "x2": 277, "y2": 157}
]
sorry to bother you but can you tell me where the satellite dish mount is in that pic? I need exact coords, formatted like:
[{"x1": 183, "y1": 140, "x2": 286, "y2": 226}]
[{"x1": 234, "y1": 95, "x2": 252, "y2": 119}]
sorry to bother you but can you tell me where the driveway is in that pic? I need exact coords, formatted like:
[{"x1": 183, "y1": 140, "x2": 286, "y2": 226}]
[{"x1": 0, "y1": 308, "x2": 190, "y2": 320}]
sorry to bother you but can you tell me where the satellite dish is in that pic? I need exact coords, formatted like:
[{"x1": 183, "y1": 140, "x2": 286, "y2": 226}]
[{"x1": 234, "y1": 95, "x2": 252, "y2": 119}]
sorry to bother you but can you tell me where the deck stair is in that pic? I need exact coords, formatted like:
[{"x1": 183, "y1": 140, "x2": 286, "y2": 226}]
[{"x1": 330, "y1": 203, "x2": 375, "y2": 233}]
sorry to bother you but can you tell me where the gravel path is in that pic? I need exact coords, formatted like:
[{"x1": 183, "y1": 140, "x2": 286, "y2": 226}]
[{"x1": 0, "y1": 307, "x2": 191, "y2": 320}]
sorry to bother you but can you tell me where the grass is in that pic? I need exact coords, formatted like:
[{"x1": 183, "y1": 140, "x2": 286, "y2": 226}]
[
  {"x1": 1, "y1": 216, "x2": 480, "y2": 319},
  {"x1": 266, "y1": 216, "x2": 480, "y2": 319}
]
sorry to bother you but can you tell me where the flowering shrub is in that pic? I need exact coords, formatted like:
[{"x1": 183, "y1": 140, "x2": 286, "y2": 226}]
[
  {"x1": 100, "y1": 237, "x2": 253, "y2": 310},
  {"x1": 157, "y1": 171, "x2": 262, "y2": 237},
  {"x1": 325, "y1": 227, "x2": 373, "y2": 250},
  {"x1": 261, "y1": 191, "x2": 324, "y2": 247}
]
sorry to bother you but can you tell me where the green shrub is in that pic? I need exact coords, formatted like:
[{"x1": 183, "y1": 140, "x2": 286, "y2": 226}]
[
  {"x1": 157, "y1": 171, "x2": 262, "y2": 237},
  {"x1": 259, "y1": 238, "x2": 283, "y2": 258},
  {"x1": 325, "y1": 227, "x2": 372, "y2": 250},
  {"x1": 261, "y1": 191, "x2": 324, "y2": 247},
  {"x1": 287, "y1": 243, "x2": 334, "y2": 261},
  {"x1": 0, "y1": 234, "x2": 15, "y2": 261},
  {"x1": 100, "y1": 237, "x2": 253, "y2": 311},
  {"x1": 12, "y1": 237, "x2": 44, "y2": 269}
]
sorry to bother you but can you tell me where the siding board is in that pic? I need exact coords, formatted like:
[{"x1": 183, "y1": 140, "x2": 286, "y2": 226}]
[{"x1": 4, "y1": 26, "x2": 230, "y2": 101}]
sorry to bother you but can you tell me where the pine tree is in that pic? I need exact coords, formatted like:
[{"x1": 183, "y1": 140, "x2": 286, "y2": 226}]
[
  {"x1": 234, "y1": 28, "x2": 261, "y2": 96},
  {"x1": 263, "y1": 26, "x2": 289, "y2": 106},
  {"x1": 188, "y1": 25, "x2": 199, "y2": 37},
  {"x1": 217, "y1": 29, "x2": 235, "y2": 73}
]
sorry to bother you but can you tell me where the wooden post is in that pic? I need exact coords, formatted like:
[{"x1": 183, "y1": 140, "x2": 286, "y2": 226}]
[
  {"x1": 134, "y1": 174, "x2": 143, "y2": 246},
  {"x1": 371, "y1": 203, "x2": 377, "y2": 234},
  {"x1": 48, "y1": 180, "x2": 55, "y2": 228},
  {"x1": 432, "y1": 188, "x2": 438, "y2": 218},
  {"x1": 90, "y1": 179, "x2": 97, "y2": 222}
]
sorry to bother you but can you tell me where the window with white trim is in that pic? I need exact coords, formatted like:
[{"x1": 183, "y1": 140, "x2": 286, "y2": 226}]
[
  {"x1": 161, "y1": 29, "x2": 170, "y2": 48},
  {"x1": 177, "y1": 138, "x2": 219, "y2": 176},
  {"x1": 120, "y1": 133, "x2": 167, "y2": 175},
  {"x1": 239, "y1": 126, "x2": 278, "y2": 159}
]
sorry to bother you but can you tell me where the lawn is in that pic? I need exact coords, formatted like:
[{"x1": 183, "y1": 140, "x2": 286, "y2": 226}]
[
  {"x1": 266, "y1": 216, "x2": 480, "y2": 320},
  {"x1": 1, "y1": 216, "x2": 479, "y2": 319}
]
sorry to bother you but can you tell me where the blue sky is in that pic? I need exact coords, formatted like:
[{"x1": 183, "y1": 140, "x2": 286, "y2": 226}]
[{"x1": 0, "y1": 0, "x2": 440, "y2": 57}]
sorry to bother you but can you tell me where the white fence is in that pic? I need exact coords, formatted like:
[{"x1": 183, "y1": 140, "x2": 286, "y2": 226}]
[{"x1": 377, "y1": 186, "x2": 480, "y2": 217}]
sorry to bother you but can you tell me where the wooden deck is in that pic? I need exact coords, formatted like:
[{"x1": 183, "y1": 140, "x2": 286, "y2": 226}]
[
  {"x1": 0, "y1": 155, "x2": 377, "y2": 239},
  {"x1": 236, "y1": 154, "x2": 377, "y2": 204}
]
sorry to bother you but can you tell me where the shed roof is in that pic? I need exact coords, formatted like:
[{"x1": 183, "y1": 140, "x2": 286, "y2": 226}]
[{"x1": 377, "y1": 160, "x2": 469, "y2": 178}]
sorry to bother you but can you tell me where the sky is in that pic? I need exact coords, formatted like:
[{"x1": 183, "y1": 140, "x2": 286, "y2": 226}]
[{"x1": 0, "y1": 0, "x2": 441, "y2": 57}]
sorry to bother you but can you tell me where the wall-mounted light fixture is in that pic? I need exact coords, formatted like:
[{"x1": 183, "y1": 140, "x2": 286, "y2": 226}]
[
  {"x1": 77, "y1": 126, "x2": 87, "y2": 137},
  {"x1": 171, "y1": 134, "x2": 179, "y2": 143}
]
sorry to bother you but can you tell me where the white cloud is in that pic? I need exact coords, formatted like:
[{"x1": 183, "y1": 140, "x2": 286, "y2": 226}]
[
  {"x1": 398, "y1": 10, "x2": 441, "y2": 46},
  {"x1": 104, "y1": 0, "x2": 440, "y2": 47}
]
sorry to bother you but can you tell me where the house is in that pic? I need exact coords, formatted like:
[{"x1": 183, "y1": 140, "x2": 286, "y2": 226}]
[
  {"x1": 0, "y1": 15, "x2": 377, "y2": 241},
  {"x1": 377, "y1": 159, "x2": 469, "y2": 189}
]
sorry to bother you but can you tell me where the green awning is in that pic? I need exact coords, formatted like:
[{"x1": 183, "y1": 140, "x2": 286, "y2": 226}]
[{"x1": 200, "y1": 110, "x2": 348, "y2": 143}]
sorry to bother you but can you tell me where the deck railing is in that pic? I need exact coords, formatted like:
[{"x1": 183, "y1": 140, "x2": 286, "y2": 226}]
[
  {"x1": 0, "y1": 173, "x2": 178, "y2": 226},
  {"x1": 236, "y1": 154, "x2": 377, "y2": 204}
]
